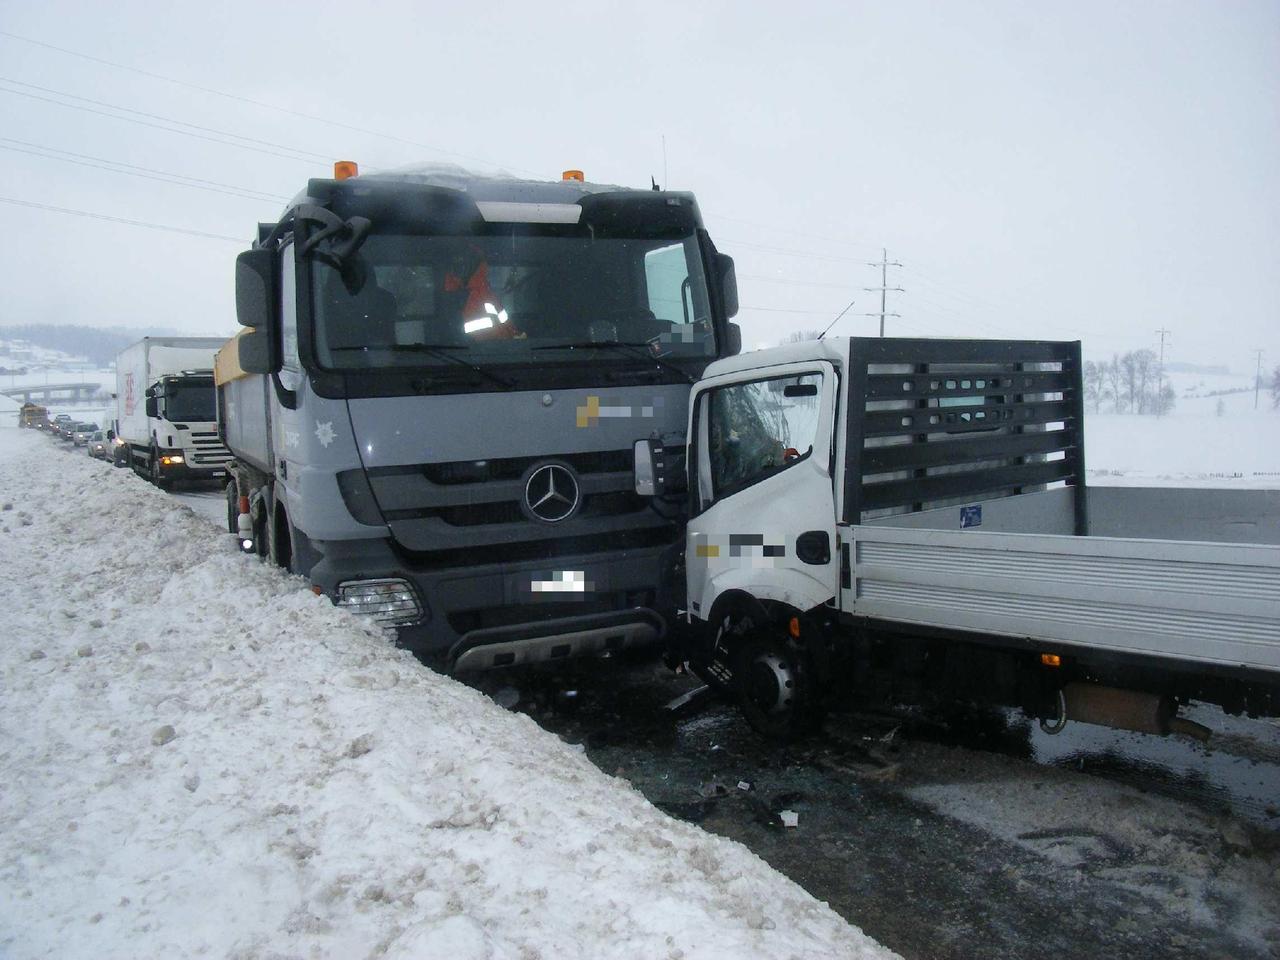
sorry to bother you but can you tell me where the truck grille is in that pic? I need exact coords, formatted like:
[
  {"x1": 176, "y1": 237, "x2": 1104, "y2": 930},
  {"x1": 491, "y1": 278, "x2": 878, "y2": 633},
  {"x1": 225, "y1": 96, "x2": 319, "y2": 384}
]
[
  {"x1": 189, "y1": 430, "x2": 232, "y2": 467},
  {"x1": 358, "y1": 447, "x2": 682, "y2": 558}
]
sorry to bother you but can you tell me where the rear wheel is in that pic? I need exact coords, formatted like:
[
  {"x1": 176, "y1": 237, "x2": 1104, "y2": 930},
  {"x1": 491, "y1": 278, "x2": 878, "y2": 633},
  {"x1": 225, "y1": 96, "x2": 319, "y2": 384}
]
[{"x1": 225, "y1": 481, "x2": 239, "y2": 534}]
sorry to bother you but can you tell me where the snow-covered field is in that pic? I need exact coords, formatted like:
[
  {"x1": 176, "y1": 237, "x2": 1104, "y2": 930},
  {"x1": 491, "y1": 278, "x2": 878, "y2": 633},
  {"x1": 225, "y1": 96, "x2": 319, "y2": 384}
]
[
  {"x1": 0, "y1": 426, "x2": 893, "y2": 960},
  {"x1": 1084, "y1": 368, "x2": 1280, "y2": 488}
]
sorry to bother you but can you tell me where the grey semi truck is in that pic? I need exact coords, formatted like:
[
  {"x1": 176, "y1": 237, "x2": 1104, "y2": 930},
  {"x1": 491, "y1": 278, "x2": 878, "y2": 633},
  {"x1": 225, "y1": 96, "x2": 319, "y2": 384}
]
[{"x1": 217, "y1": 163, "x2": 740, "y2": 668}]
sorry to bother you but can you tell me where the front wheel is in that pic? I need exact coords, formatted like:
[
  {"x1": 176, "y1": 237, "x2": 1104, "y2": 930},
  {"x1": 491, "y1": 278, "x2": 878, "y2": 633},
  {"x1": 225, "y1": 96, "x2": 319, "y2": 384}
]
[
  {"x1": 734, "y1": 632, "x2": 825, "y2": 741},
  {"x1": 149, "y1": 448, "x2": 170, "y2": 490},
  {"x1": 267, "y1": 507, "x2": 293, "y2": 571}
]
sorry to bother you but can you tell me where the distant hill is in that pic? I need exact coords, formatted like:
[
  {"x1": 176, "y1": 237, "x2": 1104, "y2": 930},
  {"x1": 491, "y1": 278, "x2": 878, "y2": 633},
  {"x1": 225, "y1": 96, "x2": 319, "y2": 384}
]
[
  {"x1": 0, "y1": 324, "x2": 187, "y2": 367},
  {"x1": 1165, "y1": 361, "x2": 1232, "y2": 376}
]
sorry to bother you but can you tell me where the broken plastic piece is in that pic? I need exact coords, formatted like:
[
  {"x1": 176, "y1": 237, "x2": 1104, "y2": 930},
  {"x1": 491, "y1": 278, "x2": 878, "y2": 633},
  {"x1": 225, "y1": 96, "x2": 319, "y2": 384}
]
[{"x1": 780, "y1": 810, "x2": 799, "y2": 828}]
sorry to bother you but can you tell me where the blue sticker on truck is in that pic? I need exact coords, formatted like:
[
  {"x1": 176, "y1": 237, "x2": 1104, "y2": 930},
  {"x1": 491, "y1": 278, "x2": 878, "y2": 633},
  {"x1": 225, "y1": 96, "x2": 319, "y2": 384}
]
[{"x1": 960, "y1": 504, "x2": 982, "y2": 528}]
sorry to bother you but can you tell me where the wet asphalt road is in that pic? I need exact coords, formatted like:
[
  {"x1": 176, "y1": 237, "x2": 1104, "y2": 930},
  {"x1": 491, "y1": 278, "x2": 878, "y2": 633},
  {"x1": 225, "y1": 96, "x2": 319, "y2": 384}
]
[{"x1": 467, "y1": 656, "x2": 1280, "y2": 960}]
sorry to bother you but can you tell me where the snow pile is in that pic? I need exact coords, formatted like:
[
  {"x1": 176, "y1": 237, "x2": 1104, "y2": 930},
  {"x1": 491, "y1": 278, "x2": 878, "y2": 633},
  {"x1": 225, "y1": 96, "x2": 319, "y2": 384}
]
[{"x1": 0, "y1": 429, "x2": 893, "y2": 960}]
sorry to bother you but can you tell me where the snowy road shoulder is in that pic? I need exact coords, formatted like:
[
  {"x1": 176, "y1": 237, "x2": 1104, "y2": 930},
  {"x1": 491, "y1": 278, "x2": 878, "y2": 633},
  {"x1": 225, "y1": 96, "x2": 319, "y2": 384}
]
[{"x1": 0, "y1": 427, "x2": 894, "y2": 960}]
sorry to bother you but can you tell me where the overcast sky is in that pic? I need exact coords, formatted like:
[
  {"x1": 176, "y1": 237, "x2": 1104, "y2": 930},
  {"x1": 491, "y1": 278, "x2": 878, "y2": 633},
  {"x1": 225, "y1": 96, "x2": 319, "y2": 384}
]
[{"x1": 0, "y1": 0, "x2": 1276, "y2": 370}]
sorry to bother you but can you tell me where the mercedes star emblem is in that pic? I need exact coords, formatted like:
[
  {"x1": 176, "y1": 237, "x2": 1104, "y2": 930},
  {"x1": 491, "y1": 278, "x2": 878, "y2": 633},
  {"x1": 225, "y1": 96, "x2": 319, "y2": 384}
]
[{"x1": 524, "y1": 463, "x2": 581, "y2": 523}]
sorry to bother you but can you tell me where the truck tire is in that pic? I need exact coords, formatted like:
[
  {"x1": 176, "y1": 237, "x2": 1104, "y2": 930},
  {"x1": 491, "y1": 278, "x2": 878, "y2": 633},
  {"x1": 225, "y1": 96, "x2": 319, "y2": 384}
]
[
  {"x1": 734, "y1": 632, "x2": 825, "y2": 741},
  {"x1": 225, "y1": 481, "x2": 239, "y2": 534},
  {"x1": 149, "y1": 446, "x2": 170, "y2": 490},
  {"x1": 267, "y1": 505, "x2": 292, "y2": 572}
]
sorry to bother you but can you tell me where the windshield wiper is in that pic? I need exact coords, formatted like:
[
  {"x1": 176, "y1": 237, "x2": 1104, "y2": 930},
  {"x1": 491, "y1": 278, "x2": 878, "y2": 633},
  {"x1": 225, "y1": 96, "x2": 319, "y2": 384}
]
[
  {"x1": 531, "y1": 341, "x2": 694, "y2": 383},
  {"x1": 384, "y1": 344, "x2": 515, "y2": 389},
  {"x1": 329, "y1": 344, "x2": 515, "y2": 390}
]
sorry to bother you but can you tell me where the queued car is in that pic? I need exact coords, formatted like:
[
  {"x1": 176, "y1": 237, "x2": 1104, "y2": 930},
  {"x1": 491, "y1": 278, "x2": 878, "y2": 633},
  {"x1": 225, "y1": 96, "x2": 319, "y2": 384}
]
[
  {"x1": 71, "y1": 422, "x2": 98, "y2": 446},
  {"x1": 87, "y1": 431, "x2": 110, "y2": 459},
  {"x1": 49, "y1": 414, "x2": 72, "y2": 436}
]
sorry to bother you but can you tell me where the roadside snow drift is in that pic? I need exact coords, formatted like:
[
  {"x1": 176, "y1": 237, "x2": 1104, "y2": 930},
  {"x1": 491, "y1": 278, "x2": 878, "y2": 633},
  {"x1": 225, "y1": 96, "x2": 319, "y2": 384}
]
[{"x1": 0, "y1": 428, "x2": 894, "y2": 960}]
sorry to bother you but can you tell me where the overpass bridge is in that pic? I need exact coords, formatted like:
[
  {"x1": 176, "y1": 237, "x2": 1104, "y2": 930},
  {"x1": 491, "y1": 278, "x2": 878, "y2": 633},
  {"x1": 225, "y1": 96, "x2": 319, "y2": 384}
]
[{"x1": 2, "y1": 382, "x2": 108, "y2": 404}]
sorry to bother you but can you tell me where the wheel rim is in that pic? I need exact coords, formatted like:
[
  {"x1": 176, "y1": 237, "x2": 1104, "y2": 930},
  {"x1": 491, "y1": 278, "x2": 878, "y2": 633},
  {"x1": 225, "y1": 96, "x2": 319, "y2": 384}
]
[{"x1": 745, "y1": 650, "x2": 796, "y2": 716}]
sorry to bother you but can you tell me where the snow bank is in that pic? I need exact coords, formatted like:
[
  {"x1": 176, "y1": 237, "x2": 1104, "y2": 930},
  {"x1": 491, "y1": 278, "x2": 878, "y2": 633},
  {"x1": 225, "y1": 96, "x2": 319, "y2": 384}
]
[{"x1": 0, "y1": 430, "x2": 893, "y2": 960}]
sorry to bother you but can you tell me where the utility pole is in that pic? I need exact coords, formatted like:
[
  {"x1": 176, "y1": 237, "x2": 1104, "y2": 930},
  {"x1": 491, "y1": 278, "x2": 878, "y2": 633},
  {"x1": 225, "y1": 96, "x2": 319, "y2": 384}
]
[
  {"x1": 1254, "y1": 349, "x2": 1265, "y2": 410},
  {"x1": 1154, "y1": 327, "x2": 1171, "y2": 417},
  {"x1": 863, "y1": 248, "x2": 903, "y2": 337}
]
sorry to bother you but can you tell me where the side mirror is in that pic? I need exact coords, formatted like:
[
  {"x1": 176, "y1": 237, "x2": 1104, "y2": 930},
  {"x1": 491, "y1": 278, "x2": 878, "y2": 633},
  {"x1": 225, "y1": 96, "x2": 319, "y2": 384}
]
[
  {"x1": 235, "y1": 248, "x2": 282, "y2": 374},
  {"x1": 716, "y1": 252, "x2": 739, "y2": 319},
  {"x1": 236, "y1": 248, "x2": 277, "y2": 329},
  {"x1": 106, "y1": 429, "x2": 115, "y2": 440},
  {"x1": 145, "y1": 397, "x2": 158, "y2": 418},
  {"x1": 237, "y1": 329, "x2": 279, "y2": 376},
  {"x1": 633, "y1": 438, "x2": 667, "y2": 496},
  {"x1": 723, "y1": 322, "x2": 742, "y2": 357}
]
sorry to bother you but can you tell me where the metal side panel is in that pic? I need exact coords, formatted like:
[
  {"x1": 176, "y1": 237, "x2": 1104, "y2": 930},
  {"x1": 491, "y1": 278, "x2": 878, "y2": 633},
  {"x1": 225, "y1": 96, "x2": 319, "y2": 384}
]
[
  {"x1": 1088, "y1": 487, "x2": 1280, "y2": 545},
  {"x1": 844, "y1": 525, "x2": 1280, "y2": 675}
]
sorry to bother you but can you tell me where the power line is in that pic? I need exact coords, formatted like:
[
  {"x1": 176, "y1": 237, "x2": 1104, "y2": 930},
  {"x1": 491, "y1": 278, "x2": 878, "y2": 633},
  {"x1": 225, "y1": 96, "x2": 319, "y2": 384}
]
[
  {"x1": 0, "y1": 137, "x2": 288, "y2": 199},
  {"x1": 0, "y1": 196, "x2": 243, "y2": 242},
  {"x1": 0, "y1": 29, "x2": 535, "y2": 175},
  {"x1": 0, "y1": 82, "x2": 322, "y2": 164},
  {"x1": 0, "y1": 141, "x2": 289, "y2": 204},
  {"x1": 0, "y1": 76, "x2": 331, "y2": 160},
  {"x1": 718, "y1": 236, "x2": 866, "y2": 264},
  {"x1": 704, "y1": 212, "x2": 884, "y2": 253},
  {"x1": 741, "y1": 304, "x2": 844, "y2": 316},
  {"x1": 738, "y1": 273, "x2": 858, "y2": 290}
]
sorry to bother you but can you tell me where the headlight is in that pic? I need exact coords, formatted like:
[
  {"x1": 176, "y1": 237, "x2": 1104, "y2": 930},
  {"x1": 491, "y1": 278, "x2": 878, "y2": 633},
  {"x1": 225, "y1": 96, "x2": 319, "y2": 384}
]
[
  {"x1": 335, "y1": 578, "x2": 423, "y2": 626},
  {"x1": 160, "y1": 455, "x2": 184, "y2": 465}
]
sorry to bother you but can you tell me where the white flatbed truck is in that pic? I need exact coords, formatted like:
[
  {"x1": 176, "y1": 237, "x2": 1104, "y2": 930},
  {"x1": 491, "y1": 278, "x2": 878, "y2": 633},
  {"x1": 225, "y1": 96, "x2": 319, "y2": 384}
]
[{"x1": 660, "y1": 336, "x2": 1280, "y2": 738}]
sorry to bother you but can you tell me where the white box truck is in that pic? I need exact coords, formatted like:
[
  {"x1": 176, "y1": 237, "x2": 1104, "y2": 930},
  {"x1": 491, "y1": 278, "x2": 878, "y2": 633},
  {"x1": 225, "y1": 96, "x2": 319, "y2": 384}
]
[{"x1": 116, "y1": 337, "x2": 232, "y2": 487}]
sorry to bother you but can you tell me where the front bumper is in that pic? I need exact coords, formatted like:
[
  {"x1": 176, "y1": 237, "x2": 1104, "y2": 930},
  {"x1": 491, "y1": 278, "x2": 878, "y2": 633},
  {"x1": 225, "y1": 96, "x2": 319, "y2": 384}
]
[
  {"x1": 155, "y1": 450, "x2": 228, "y2": 483},
  {"x1": 307, "y1": 536, "x2": 683, "y2": 666}
]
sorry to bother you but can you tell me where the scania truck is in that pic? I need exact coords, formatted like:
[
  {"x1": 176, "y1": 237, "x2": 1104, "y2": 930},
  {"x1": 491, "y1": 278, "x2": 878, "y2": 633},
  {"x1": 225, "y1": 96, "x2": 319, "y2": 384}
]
[
  {"x1": 660, "y1": 336, "x2": 1280, "y2": 738},
  {"x1": 116, "y1": 337, "x2": 232, "y2": 487},
  {"x1": 217, "y1": 162, "x2": 740, "y2": 669}
]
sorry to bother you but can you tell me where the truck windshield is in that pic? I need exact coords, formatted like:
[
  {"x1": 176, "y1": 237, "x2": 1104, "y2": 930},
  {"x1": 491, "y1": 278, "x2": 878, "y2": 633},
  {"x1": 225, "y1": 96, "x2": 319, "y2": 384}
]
[
  {"x1": 166, "y1": 382, "x2": 215, "y2": 422},
  {"x1": 309, "y1": 229, "x2": 716, "y2": 371}
]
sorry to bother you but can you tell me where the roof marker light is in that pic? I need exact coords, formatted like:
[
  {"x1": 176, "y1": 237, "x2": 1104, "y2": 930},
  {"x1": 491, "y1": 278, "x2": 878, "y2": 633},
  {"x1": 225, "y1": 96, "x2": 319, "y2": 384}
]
[
  {"x1": 562, "y1": 169, "x2": 584, "y2": 182},
  {"x1": 334, "y1": 160, "x2": 359, "y2": 180}
]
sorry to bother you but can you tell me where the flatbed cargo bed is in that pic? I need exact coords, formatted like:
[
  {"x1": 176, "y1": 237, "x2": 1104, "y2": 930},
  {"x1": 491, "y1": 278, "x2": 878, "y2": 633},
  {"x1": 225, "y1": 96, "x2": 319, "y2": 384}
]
[{"x1": 843, "y1": 488, "x2": 1280, "y2": 681}]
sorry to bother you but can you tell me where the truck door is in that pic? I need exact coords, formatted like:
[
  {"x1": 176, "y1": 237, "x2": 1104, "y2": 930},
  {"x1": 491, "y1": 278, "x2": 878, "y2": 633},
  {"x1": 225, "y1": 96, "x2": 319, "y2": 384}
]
[{"x1": 686, "y1": 361, "x2": 839, "y2": 621}]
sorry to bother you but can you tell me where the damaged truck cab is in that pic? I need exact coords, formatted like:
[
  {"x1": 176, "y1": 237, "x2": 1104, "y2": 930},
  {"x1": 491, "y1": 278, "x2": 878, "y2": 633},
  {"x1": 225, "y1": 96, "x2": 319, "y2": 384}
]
[{"x1": 217, "y1": 164, "x2": 740, "y2": 670}]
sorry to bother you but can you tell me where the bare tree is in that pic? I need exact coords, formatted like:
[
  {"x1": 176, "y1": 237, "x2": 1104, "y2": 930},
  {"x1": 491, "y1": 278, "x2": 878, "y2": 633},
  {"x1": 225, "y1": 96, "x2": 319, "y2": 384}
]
[
  {"x1": 1132, "y1": 349, "x2": 1157, "y2": 414},
  {"x1": 781, "y1": 329, "x2": 823, "y2": 345},
  {"x1": 1105, "y1": 354, "x2": 1126, "y2": 413},
  {"x1": 1271, "y1": 364, "x2": 1280, "y2": 409},
  {"x1": 1083, "y1": 360, "x2": 1107, "y2": 413}
]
